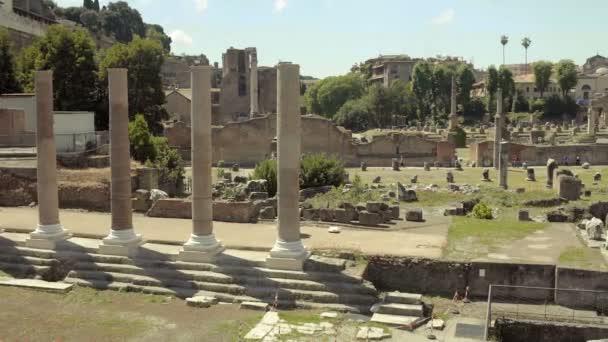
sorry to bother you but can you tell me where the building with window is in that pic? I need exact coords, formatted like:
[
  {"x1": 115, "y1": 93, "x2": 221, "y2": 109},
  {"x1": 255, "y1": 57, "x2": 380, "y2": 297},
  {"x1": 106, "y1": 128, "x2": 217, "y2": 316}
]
[{"x1": 368, "y1": 57, "x2": 417, "y2": 87}]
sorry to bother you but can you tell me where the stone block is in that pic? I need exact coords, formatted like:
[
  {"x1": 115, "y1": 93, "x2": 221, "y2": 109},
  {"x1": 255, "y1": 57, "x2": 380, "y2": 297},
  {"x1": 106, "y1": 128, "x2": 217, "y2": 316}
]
[
  {"x1": 240, "y1": 301, "x2": 269, "y2": 311},
  {"x1": 358, "y1": 211, "x2": 382, "y2": 226},
  {"x1": 405, "y1": 209, "x2": 423, "y2": 222},
  {"x1": 265, "y1": 257, "x2": 305, "y2": 271},
  {"x1": 186, "y1": 296, "x2": 218, "y2": 308},
  {"x1": 380, "y1": 210, "x2": 393, "y2": 223},
  {"x1": 249, "y1": 192, "x2": 269, "y2": 201},
  {"x1": 319, "y1": 208, "x2": 335, "y2": 222},
  {"x1": 518, "y1": 210, "x2": 530, "y2": 221},
  {"x1": 546, "y1": 211, "x2": 568, "y2": 222},
  {"x1": 334, "y1": 208, "x2": 354, "y2": 223},
  {"x1": 259, "y1": 206, "x2": 276, "y2": 219},
  {"x1": 555, "y1": 175, "x2": 582, "y2": 201},
  {"x1": 389, "y1": 205, "x2": 400, "y2": 220},
  {"x1": 302, "y1": 208, "x2": 319, "y2": 221},
  {"x1": 366, "y1": 202, "x2": 382, "y2": 213}
]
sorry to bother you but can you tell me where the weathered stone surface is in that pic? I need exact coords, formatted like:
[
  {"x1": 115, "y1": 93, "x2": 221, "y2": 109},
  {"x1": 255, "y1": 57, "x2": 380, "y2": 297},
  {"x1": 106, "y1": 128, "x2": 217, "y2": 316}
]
[
  {"x1": 318, "y1": 208, "x2": 335, "y2": 222},
  {"x1": 0, "y1": 279, "x2": 73, "y2": 293},
  {"x1": 423, "y1": 162, "x2": 430, "y2": 171},
  {"x1": 249, "y1": 192, "x2": 268, "y2": 201},
  {"x1": 240, "y1": 301, "x2": 270, "y2": 311},
  {"x1": 526, "y1": 168, "x2": 536, "y2": 181},
  {"x1": 334, "y1": 208, "x2": 354, "y2": 223},
  {"x1": 366, "y1": 202, "x2": 382, "y2": 213},
  {"x1": 389, "y1": 205, "x2": 400, "y2": 220},
  {"x1": 446, "y1": 171, "x2": 454, "y2": 183},
  {"x1": 359, "y1": 211, "x2": 382, "y2": 226},
  {"x1": 370, "y1": 313, "x2": 417, "y2": 326},
  {"x1": 259, "y1": 206, "x2": 276, "y2": 219},
  {"x1": 299, "y1": 186, "x2": 334, "y2": 200},
  {"x1": 361, "y1": 162, "x2": 367, "y2": 171},
  {"x1": 481, "y1": 168, "x2": 491, "y2": 181},
  {"x1": 546, "y1": 158, "x2": 558, "y2": 188},
  {"x1": 302, "y1": 208, "x2": 319, "y2": 221},
  {"x1": 233, "y1": 175, "x2": 247, "y2": 183},
  {"x1": 397, "y1": 183, "x2": 417, "y2": 202},
  {"x1": 186, "y1": 296, "x2": 218, "y2": 308},
  {"x1": 385, "y1": 292, "x2": 422, "y2": 304},
  {"x1": 582, "y1": 162, "x2": 591, "y2": 169},
  {"x1": 245, "y1": 180, "x2": 267, "y2": 194},
  {"x1": 523, "y1": 197, "x2": 568, "y2": 207},
  {"x1": 555, "y1": 175, "x2": 582, "y2": 201},
  {"x1": 372, "y1": 176, "x2": 381, "y2": 183},
  {"x1": 546, "y1": 210, "x2": 568, "y2": 222},
  {"x1": 147, "y1": 198, "x2": 260, "y2": 223},
  {"x1": 586, "y1": 217, "x2": 604, "y2": 240},
  {"x1": 594, "y1": 172, "x2": 602, "y2": 182},
  {"x1": 379, "y1": 210, "x2": 393, "y2": 223},
  {"x1": 356, "y1": 326, "x2": 391, "y2": 340},
  {"x1": 405, "y1": 209, "x2": 423, "y2": 222},
  {"x1": 518, "y1": 210, "x2": 530, "y2": 221}
]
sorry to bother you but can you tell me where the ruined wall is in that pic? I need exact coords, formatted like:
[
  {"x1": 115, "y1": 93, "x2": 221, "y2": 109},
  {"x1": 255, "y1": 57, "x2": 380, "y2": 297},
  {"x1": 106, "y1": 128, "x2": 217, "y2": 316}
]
[
  {"x1": 166, "y1": 114, "x2": 443, "y2": 166},
  {"x1": 258, "y1": 67, "x2": 277, "y2": 114},
  {"x1": 0, "y1": 109, "x2": 26, "y2": 136},
  {"x1": 164, "y1": 92, "x2": 191, "y2": 125},
  {"x1": 219, "y1": 48, "x2": 250, "y2": 121},
  {"x1": 494, "y1": 318, "x2": 608, "y2": 342}
]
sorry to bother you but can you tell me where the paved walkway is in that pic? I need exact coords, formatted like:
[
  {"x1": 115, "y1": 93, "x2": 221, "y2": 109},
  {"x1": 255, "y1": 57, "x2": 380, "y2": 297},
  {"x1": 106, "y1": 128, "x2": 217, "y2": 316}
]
[{"x1": 0, "y1": 207, "x2": 448, "y2": 258}]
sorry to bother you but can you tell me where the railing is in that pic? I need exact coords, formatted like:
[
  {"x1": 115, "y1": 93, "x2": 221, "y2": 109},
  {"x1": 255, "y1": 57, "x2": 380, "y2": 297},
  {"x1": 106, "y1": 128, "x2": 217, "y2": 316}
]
[{"x1": 484, "y1": 285, "x2": 608, "y2": 340}]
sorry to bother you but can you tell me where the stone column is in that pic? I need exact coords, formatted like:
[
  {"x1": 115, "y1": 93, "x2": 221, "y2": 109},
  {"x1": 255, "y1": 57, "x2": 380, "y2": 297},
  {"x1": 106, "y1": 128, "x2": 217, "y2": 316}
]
[
  {"x1": 499, "y1": 141, "x2": 510, "y2": 189},
  {"x1": 493, "y1": 88, "x2": 503, "y2": 169},
  {"x1": 250, "y1": 49, "x2": 259, "y2": 117},
  {"x1": 25, "y1": 71, "x2": 71, "y2": 249},
  {"x1": 588, "y1": 107, "x2": 598, "y2": 137},
  {"x1": 266, "y1": 63, "x2": 309, "y2": 271},
  {"x1": 99, "y1": 68, "x2": 143, "y2": 256},
  {"x1": 448, "y1": 77, "x2": 458, "y2": 130},
  {"x1": 179, "y1": 66, "x2": 224, "y2": 262}
]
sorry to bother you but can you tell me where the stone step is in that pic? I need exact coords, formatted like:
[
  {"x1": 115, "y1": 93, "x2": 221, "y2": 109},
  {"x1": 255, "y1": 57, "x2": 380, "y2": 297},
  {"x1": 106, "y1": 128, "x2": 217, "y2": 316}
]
[
  {"x1": 370, "y1": 313, "x2": 419, "y2": 326},
  {"x1": 66, "y1": 271, "x2": 377, "y2": 306},
  {"x1": 0, "y1": 278, "x2": 73, "y2": 293},
  {"x1": 64, "y1": 277, "x2": 371, "y2": 313},
  {"x1": 376, "y1": 303, "x2": 423, "y2": 317},
  {"x1": 0, "y1": 247, "x2": 355, "y2": 282},
  {"x1": 0, "y1": 261, "x2": 50, "y2": 278},
  {"x1": 71, "y1": 262, "x2": 374, "y2": 295},
  {"x1": 0, "y1": 254, "x2": 58, "y2": 266},
  {"x1": 384, "y1": 291, "x2": 422, "y2": 305}
]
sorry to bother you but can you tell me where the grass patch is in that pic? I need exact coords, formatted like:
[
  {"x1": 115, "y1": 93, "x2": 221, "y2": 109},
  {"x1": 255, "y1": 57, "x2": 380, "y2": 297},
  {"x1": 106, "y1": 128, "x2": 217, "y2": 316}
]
[
  {"x1": 444, "y1": 216, "x2": 548, "y2": 260},
  {"x1": 0, "y1": 270, "x2": 11, "y2": 279},
  {"x1": 558, "y1": 246, "x2": 606, "y2": 270},
  {"x1": 212, "y1": 314, "x2": 263, "y2": 342},
  {"x1": 280, "y1": 311, "x2": 324, "y2": 325}
]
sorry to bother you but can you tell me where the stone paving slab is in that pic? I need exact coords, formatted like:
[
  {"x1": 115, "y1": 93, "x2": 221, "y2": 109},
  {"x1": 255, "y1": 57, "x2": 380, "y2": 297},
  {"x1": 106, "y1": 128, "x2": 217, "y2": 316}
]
[
  {"x1": 370, "y1": 313, "x2": 418, "y2": 326},
  {"x1": 0, "y1": 278, "x2": 73, "y2": 293}
]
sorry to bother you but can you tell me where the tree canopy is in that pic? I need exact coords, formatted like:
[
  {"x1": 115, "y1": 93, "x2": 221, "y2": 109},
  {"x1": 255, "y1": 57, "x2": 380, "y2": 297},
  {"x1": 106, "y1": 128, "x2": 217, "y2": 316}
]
[
  {"x1": 555, "y1": 59, "x2": 577, "y2": 97},
  {"x1": 532, "y1": 61, "x2": 553, "y2": 98},
  {"x1": 100, "y1": 1, "x2": 146, "y2": 43},
  {"x1": 0, "y1": 29, "x2": 21, "y2": 94},
  {"x1": 412, "y1": 61, "x2": 433, "y2": 120},
  {"x1": 99, "y1": 36, "x2": 167, "y2": 133},
  {"x1": 304, "y1": 73, "x2": 365, "y2": 119},
  {"x1": 18, "y1": 25, "x2": 98, "y2": 111}
]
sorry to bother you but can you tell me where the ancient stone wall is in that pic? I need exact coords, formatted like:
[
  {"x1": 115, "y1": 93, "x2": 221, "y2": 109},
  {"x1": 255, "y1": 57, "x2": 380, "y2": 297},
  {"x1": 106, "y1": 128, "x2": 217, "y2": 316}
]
[
  {"x1": 146, "y1": 198, "x2": 260, "y2": 223},
  {"x1": 494, "y1": 318, "x2": 608, "y2": 342},
  {"x1": 258, "y1": 67, "x2": 277, "y2": 114},
  {"x1": 166, "y1": 114, "x2": 442, "y2": 166}
]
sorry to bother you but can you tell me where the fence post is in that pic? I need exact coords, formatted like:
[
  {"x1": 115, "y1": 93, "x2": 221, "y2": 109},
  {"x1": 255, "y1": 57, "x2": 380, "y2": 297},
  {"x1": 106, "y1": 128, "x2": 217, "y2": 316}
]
[{"x1": 484, "y1": 284, "x2": 492, "y2": 341}]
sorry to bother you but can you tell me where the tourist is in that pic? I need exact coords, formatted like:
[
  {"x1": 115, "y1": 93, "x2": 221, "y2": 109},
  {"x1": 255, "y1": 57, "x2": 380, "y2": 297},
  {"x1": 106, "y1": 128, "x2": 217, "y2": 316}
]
[{"x1": 576, "y1": 155, "x2": 581, "y2": 166}]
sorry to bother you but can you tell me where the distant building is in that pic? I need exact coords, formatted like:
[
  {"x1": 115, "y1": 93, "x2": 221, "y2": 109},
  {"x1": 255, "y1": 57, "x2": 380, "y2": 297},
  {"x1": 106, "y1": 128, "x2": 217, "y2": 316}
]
[
  {"x1": 368, "y1": 56, "x2": 417, "y2": 87},
  {"x1": 163, "y1": 88, "x2": 221, "y2": 125},
  {"x1": 583, "y1": 55, "x2": 608, "y2": 74},
  {"x1": 514, "y1": 74, "x2": 561, "y2": 100},
  {"x1": 504, "y1": 64, "x2": 530, "y2": 76}
]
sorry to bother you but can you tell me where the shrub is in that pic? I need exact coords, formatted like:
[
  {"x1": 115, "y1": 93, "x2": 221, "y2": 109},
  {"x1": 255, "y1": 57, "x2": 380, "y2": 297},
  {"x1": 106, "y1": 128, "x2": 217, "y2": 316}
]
[
  {"x1": 300, "y1": 153, "x2": 347, "y2": 189},
  {"x1": 472, "y1": 202, "x2": 493, "y2": 219},
  {"x1": 252, "y1": 159, "x2": 278, "y2": 197},
  {"x1": 334, "y1": 98, "x2": 371, "y2": 132},
  {"x1": 128, "y1": 113, "x2": 156, "y2": 163},
  {"x1": 462, "y1": 98, "x2": 486, "y2": 123},
  {"x1": 453, "y1": 127, "x2": 467, "y2": 148},
  {"x1": 149, "y1": 136, "x2": 185, "y2": 184},
  {"x1": 251, "y1": 153, "x2": 347, "y2": 197},
  {"x1": 512, "y1": 89, "x2": 530, "y2": 113},
  {"x1": 530, "y1": 98, "x2": 545, "y2": 113}
]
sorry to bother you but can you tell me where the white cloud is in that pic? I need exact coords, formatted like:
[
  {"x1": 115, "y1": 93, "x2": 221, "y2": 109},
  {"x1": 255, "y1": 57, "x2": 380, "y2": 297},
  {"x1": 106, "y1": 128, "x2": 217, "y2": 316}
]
[
  {"x1": 274, "y1": 0, "x2": 287, "y2": 13},
  {"x1": 195, "y1": 0, "x2": 208, "y2": 12},
  {"x1": 169, "y1": 30, "x2": 193, "y2": 46},
  {"x1": 431, "y1": 8, "x2": 455, "y2": 25}
]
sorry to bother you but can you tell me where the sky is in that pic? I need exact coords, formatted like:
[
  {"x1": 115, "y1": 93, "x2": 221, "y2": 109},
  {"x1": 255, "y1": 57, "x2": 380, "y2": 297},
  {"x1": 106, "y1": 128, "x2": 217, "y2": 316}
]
[{"x1": 55, "y1": 0, "x2": 608, "y2": 78}]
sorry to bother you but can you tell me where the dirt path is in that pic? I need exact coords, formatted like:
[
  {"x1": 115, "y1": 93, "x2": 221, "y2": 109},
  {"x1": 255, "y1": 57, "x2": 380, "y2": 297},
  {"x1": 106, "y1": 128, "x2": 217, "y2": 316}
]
[{"x1": 0, "y1": 207, "x2": 448, "y2": 258}]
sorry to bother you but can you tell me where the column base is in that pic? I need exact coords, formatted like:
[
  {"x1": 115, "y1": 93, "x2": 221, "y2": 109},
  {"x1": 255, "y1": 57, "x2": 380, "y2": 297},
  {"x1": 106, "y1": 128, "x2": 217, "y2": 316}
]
[
  {"x1": 99, "y1": 228, "x2": 144, "y2": 257},
  {"x1": 25, "y1": 224, "x2": 71, "y2": 250},
  {"x1": 178, "y1": 233, "x2": 225, "y2": 263},
  {"x1": 266, "y1": 239, "x2": 310, "y2": 271}
]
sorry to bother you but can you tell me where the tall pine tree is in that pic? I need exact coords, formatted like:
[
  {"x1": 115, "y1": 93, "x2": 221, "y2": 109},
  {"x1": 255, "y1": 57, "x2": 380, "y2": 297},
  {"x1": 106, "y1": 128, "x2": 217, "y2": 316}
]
[
  {"x1": 83, "y1": 0, "x2": 94, "y2": 10},
  {"x1": 93, "y1": 0, "x2": 100, "y2": 11},
  {"x1": 0, "y1": 29, "x2": 21, "y2": 94}
]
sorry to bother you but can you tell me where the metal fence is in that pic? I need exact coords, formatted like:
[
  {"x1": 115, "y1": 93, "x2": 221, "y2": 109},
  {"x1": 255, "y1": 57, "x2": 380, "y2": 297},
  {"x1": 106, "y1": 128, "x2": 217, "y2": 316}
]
[
  {"x1": 0, "y1": 131, "x2": 107, "y2": 153},
  {"x1": 484, "y1": 285, "x2": 608, "y2": 340}
]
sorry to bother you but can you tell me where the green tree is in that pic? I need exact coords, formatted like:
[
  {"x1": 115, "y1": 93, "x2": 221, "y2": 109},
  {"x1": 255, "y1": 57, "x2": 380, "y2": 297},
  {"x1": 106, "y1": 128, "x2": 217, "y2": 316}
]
[
  {"x1": 60, "y1": 6, "x2": 85, "y2": 23},
  {"x1": 366, "y1": 84, "x2": 393, "y2": 128},
  {"x1": 485, "y1": 65, "x2": 499, "y2": 113},
  {"x1": 412, "y1": 61, "x2": 433, "y2": 120},
  {"x1": 99, "y1": 36, "x2": 167, "y2": 133},
  {"x1": 304, "y1": 73, "x2": 364, "y2": 119},
  {"x1": 334, "y1": 98, "x2": 371, "y2": 132},
  {"x1": 498, "y1": 65, "x2": 515, "y2": 110},
  {"x1": 0, "y1": 29, "x2": 21, "y2": 94},
  {"x1": 128, "y1": 113, "x2": 156, "y2": 163},
  {"x1": 456, "y1": 64, "x2": 475, "y2": 108},
  {"x1": 431, "y1": 64, "x2": 453, "y2": 116},
  {"x1": 80, "y1": 10, "x2": 101, "y2": 32},
  {"x1": 532, "y1": 61, "x2": 553, "y2": 98},
  {"x1": 18, "y1": 25, "x2": 98, "y2": 112},
  {"x1": 555, "y1": 59, "x2": 577, "y2": 97},
  {"x1": 83, "y1": 0, "x2": 95, "y2": 10},
  {"x1": 93, "y1": 0, "x2": 100, "y2": 11},
  {"x1": 145, "y1": 24, "x2": 172, "y2": 53},
  {"x1": 100, "y1": 1, "x2": 146, "y2": 43}
]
